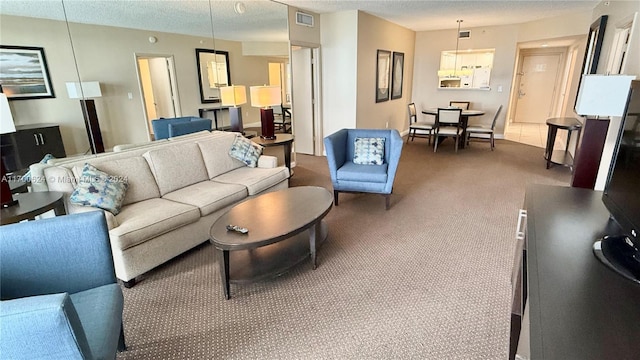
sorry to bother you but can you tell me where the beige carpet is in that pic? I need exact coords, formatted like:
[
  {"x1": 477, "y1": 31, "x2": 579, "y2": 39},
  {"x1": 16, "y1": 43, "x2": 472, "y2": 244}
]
[{"x1": 116, "y1": 138, "x2": 570, "y2": 359}]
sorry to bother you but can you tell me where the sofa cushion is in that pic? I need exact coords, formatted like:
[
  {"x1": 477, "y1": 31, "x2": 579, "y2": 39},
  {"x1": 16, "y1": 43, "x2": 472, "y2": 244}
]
[
  {"x1": 228, "y1": 134, "x2": 263, "y2": 167},
  {"x1": 196, "y1": 133, "x2": 245, "y2": 178},
  {"x1": 163, "y1": 180, "x2": 247, "y2": 217},
  {"x1": 69, "y1": 284, "x2": 123, "y2": 360},
  {"x1": 212, "y1": 166, "x2": 289, "y2": 195},
  {"x1": 353, "y1": 137, "x2": 385, "y2": 165},
  {"x1": 142, "y1": 142, "x2": 209, "y2": 196},
  {"x1": 109, "y1": 198, "x2": 200, "y2": 250},
  {"x1": 70, "y1": 163, "x2": 129, "y2": 215},
  {"x1": 337, "y1": 162, "x2": 389, "y2": 183},
  {"x1": 73, "y1": 157, "x2": 160, "y2": 206}
]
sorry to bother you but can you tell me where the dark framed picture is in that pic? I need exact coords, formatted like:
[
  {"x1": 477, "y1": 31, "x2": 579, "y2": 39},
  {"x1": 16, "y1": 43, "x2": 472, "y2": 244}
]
[
  {"x1": 391, "y1": 52, "x2": 404, "y2": 100},
  {"x1": 376, "y1": 49, "x2": 391, "y2": 103},
  {"x1": 0, "y1": 45, "x2": 55, "y2": 100}
]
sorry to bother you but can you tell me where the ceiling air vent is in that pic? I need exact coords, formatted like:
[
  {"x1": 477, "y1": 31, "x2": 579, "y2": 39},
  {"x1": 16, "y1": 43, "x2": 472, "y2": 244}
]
[
  {"x1": 459, "y1": 30, "x2": 471, "y2": 39},
  {"x1": 296, "y1": 11, "x2": 314, "y2": 27}
]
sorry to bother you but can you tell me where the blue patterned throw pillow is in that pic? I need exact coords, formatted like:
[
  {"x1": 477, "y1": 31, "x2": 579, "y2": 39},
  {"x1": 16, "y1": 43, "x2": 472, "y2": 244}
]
[
  {"x1": 70, "y1": 163, "x2": 129, "y2": 215},
  {"x1": 353, "y1": 137, "x2": 385, "y2": 165},
  {"x1": 228, "y1": 134, "x2": 263, "y2": 167}
]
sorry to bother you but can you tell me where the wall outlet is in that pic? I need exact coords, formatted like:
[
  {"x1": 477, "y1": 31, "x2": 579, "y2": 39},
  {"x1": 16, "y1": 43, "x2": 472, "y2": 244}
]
[{"x1": 497, "y1": 85, "x2": 503, "y2": 93}]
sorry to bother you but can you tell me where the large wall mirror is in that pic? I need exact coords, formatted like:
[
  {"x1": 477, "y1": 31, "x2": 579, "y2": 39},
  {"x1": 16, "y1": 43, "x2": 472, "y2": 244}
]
[
  {"x1": 0, "y1": 1, "x2": 289, "y2": 157},
  {"x1": 196, "y1": 49, "x2": 231, "y2": 103}
]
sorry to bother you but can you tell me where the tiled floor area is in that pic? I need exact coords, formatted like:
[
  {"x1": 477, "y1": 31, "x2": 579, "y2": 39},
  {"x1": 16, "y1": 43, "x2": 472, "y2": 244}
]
[{"x1": 504, "y1": 122, "x2": 567, "y2": 150}]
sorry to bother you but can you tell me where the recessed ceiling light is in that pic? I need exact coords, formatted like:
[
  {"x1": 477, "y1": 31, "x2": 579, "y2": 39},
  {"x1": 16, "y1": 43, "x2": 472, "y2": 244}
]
[{"x1": 234, "y1": 2, "x2": 246, "y2": 14}]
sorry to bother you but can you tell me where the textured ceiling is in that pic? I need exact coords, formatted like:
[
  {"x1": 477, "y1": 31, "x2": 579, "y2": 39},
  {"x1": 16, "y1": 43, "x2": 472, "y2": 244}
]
[
  {"x1": 279, "y1": 0, "x2": 601, "y2": 31},
  {"x1": 0, "y1": 0, "x2": 600, "y2": 42}
]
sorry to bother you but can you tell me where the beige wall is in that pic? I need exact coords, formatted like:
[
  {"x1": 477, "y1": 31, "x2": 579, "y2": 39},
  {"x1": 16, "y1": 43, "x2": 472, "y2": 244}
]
[
  {"x1": 412, "y1": 24, "x2": 519, "y2": 135},
  {"x1": 288, "y1": 7, "x2": 321, "y2": 47},
  {"x1": 1, "y1": 15, "x2": 284, "y2": 155},
  {"x1": 356, "y1": 11, "x2": 416, "y2": 131}
]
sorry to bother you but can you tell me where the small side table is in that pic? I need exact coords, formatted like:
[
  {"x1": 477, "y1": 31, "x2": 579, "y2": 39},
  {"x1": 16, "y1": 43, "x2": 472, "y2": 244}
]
[
  {"x1": 252, "y1": 134, "x2": 294, "y2": 174},
  {"x1": 544, "y1": 117, "x2": 582, "y2": 170},
  {"x1": 1, "y1": 191, "x2": 66, "y2": 225}
]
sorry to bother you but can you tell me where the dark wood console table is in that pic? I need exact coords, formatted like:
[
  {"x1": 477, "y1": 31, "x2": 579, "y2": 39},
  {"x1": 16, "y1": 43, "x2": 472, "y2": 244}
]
[
  {"x1": 510, "y1": 185, "x2": 640, "y2": 359},
  {"x1": 544, "y1": 117, "x2": 582, "y2": 170}
]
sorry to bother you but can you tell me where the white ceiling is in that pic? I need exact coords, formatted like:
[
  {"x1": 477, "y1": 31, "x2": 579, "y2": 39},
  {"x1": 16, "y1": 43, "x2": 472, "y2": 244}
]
[{"x1": 0, "y1": 0, "x2": 600, "y2": 42}]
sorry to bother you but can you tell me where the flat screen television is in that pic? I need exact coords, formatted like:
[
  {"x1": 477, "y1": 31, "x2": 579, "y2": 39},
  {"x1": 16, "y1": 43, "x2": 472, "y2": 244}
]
[{"x1": 594, "y1": 79, "x2": 640, "y2": 285}]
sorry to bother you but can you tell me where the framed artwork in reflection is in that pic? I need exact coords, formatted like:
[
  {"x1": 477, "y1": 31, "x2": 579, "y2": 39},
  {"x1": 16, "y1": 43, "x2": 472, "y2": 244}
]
[{"x1": 0, "y1": 45, "x2": 55, "y2": 100}]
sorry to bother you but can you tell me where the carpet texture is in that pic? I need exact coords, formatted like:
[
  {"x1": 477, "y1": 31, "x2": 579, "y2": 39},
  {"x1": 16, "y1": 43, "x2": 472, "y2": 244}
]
[{"x1": 116, "y1": 138, "x2": 570, "y2": 359}]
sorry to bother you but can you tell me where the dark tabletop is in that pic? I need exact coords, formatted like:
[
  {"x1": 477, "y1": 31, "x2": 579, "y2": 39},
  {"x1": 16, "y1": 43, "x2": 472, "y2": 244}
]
[{"x1": 545, "y1": 117, "x2": 582, "y2": 129}]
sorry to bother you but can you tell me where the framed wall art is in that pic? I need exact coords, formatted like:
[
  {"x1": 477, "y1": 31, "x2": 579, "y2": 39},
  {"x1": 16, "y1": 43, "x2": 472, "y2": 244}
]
[
  {"x1": 376, "y1": 49, "x2": 391, "y2": 103},
  {"x1": 391, "y1": 52, "x2": 404, "y2": 100},
  {"x1": 0, "y1": 45, "x2": 55, "y2": 100}
]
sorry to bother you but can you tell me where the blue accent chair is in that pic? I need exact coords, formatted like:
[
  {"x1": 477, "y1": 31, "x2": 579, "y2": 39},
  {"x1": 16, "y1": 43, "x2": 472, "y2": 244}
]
[
  {"x1": 0, "y1": 212, "x2": 126, "y2": 359},
  {"x1": 151, "y1": 116, "x2": 212, "y2": 140},
  {"x1": 323, "y1": 128, "x2": 403, "y2": 210}
]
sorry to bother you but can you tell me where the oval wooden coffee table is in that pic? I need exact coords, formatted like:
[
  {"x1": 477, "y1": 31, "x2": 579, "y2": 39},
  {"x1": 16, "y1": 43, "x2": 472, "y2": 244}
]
[{"x1": 210, "y1": 186, "x2": 333, "y2": 299}]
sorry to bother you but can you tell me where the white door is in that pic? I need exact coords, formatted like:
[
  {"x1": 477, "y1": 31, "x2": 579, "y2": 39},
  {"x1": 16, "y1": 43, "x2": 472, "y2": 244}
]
[
  {"x1": 292, "y1": 47, "x2": 314, "y2": 155},
  {"x1": 513, "y1": 53, "x2": 562, "y2": 123}
]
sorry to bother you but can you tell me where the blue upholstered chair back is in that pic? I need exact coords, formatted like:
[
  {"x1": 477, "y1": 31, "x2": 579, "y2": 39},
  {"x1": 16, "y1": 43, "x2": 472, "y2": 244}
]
[
  {"x1": 168, "y1": 119, "x2": 212, "y2": 137},
  {"x1": 152, "y1": 116, "x2": 211, "y2": 140}
]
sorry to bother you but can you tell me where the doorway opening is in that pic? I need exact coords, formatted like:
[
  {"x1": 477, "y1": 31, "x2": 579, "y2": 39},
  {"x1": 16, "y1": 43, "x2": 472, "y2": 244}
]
[
  {"x1": 505, "y1": 36, "x2": 584, "y2": 149},
  {"x1": 290, "y1": 45, "x2": 321, "y2": 156},
  {"x1": 135, "y1": 54, "x2": 181, "y2": 140}
]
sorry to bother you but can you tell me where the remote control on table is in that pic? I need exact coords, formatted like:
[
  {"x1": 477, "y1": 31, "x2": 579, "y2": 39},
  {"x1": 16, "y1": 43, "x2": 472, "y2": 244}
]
[{"x1": 226, "y1": 225, "x2": 248, "y2": 234}]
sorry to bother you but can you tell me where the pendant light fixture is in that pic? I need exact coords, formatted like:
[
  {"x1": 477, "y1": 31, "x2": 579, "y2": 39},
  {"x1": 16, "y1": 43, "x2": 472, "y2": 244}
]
[{"x1": 453, "y1": 19, "x2": 463, "y2": 77}]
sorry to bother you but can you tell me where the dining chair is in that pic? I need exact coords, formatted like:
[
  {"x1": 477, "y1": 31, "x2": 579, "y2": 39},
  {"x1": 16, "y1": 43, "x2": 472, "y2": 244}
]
[
  {"x1": 273, "y1": 104, "x2": 292, "y2": 133},
  {"x1": 449, "y1": 101, "x2": 470, "y2": 110},
  {"x1": 407, "y1": 103, "x2": 434, "y2": 144},
  {"x1": 434, "y1": 107, "x2": 463, "y2": 153},
  {"x1": 466, "y1": 105, "x2": 502, "y2": 150}
]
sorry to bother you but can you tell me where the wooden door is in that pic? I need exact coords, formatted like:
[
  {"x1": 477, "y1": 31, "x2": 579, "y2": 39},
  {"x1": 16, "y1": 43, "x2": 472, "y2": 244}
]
[{"x1": 513, "y1": 53, "x2": 562, "y2": 123}]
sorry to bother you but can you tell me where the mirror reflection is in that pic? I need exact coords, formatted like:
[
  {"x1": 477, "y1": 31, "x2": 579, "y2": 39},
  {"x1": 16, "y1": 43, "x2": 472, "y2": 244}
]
[
  {"x1": 0, "y1": 0, "x2": 289, "y2": 157},
  {"x1": 196, "y1": 49, "x2": 231, "y2": 103}
]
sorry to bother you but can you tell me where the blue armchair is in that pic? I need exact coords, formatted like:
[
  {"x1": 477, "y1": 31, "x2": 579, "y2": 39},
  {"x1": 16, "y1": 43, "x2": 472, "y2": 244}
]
[
  {"x1": 324, "y1": 128, "x2": 403, "y2": 210},
  {"x1": 0, "y1": 212, "x2": 126, "y2": 359},
  {"x1": 151, "y1": 116, "x2": 212, "y2": 140}
]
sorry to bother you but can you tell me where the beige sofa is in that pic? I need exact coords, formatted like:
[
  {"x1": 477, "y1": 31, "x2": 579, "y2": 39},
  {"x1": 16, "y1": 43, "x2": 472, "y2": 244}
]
[{"x1": 37, "y1": 131, "x2": 290, "y2": 287}]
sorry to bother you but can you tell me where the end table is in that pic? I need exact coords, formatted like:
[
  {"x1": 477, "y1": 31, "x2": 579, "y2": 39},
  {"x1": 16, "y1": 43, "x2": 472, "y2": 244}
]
[{"x1": 1, "y1": 191, "x2": 66, "y2": 225}]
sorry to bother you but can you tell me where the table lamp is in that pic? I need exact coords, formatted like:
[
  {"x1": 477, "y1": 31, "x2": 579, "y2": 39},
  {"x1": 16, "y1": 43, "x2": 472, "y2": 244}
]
[
  {"x1": 66, "y1": 81, "x2": 105, "y2": 154},
  {"x1": 572, "y1": 74, "x2": 636, "y2": 189},
  {"x1": 220, "y1": 85, "x2": 247, "y2": 133},
  {"x1": 1, "y1": 91, "x2": 18, "y2": 208},
  {"x1": 250, "y1": 85, "x2": 281, "y2": 140}
]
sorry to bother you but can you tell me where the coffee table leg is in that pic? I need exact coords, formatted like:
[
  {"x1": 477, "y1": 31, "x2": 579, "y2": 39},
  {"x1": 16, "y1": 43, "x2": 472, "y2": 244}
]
[
  {"x1": 309, "y1": 222, "x2": 320, "y2": 270},
  {"x1": 218, "y1": 249, "x2": 231, "y2": 299}
]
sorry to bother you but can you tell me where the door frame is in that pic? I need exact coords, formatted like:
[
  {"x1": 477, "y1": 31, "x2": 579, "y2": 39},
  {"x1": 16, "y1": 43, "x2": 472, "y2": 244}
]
[
  {"x1": 134, "y1": 53, "x2": 181, "y2": 141},
  {"x1": 289, "y1": 43, "x2": 322, "y2": 156}
]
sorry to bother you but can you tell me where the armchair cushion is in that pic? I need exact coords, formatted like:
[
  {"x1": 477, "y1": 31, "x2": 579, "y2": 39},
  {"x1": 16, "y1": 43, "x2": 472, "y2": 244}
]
[
  {"x1": 353, "y1": 137, "x2": 385, "y2": 165},
  {"x1": 70, "y1": 163, "x2": 129, "y2": 215}
]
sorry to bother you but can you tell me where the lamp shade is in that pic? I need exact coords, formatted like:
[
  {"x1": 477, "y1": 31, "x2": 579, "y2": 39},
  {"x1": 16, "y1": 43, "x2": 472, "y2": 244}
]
[
  {"x1": 0, "y1": 93, "x2": 16, "y2": 134},
  {"x1": 575, "y1": 75, "x2": 636, "y2": 117},
  {"x1": 66, "y1": 81, "x2": 102, "y2": 99},
  {"x1": 220, "y1": 85, "x2": 247, "y2": 107},
  {"x1": 250, "y1": 85, "x2": 281, "y2": 108}
]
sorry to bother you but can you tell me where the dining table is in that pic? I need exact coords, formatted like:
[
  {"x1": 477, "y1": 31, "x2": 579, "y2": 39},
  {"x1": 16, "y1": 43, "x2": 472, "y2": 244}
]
[{"x1": 421, "y1": 108, "x2": 485, "y2": 149}]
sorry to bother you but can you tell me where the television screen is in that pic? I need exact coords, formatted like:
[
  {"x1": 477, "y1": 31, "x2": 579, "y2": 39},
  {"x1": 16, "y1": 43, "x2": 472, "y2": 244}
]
[{"x1": 597, "y1": 79, "x2": 640, "y2": 284}]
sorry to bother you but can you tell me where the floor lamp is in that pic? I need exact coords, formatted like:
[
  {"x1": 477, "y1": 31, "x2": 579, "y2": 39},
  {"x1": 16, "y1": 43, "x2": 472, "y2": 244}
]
[
  {"x1": 572, "y1": 74, "x2": 636, "y2": 189},
  {"x1": 220, "y1": 85, "x2": 247, "y2": 133},
  {"x1": 66, "y1": 81, "x2": 105, "y2": 154},
  {"x1": 250, "y1": 85, "x2": 281, "y2": 140},
  {"x1": 1, "y1": 91, "x2": 18, "y2": 208}
]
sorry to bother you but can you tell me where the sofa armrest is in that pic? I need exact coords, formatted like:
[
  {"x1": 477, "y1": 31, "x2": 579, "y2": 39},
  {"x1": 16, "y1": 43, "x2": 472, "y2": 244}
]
[
  {"x1": 0, "y1": 293, "x2": 91, "y2": 359},
  {"x1": 28, "y1": 163, "x2": 52, "y2": 192},
  {"x1": 257, "y1": 155, "x2": 278, "y2": 169}
]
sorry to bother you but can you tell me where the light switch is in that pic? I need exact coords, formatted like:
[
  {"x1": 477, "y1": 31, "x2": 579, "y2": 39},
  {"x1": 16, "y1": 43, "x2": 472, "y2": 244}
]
[
  {"x1": 497, "y1": 85, "x2": 503, "y2": 93},
  {"x1": 127, "y1": 92, "x2": 133, "y2": 100}
]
